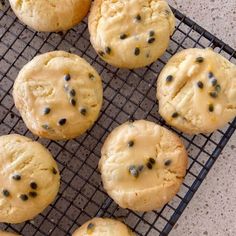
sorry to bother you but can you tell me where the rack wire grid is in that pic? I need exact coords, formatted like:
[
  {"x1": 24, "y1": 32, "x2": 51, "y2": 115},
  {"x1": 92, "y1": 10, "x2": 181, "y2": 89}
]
[{"x1": 0, "y1": 2, "x2": 236, "y2": 236}]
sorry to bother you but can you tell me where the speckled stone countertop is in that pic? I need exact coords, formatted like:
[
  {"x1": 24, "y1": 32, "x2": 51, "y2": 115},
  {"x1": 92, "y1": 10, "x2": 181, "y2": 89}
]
[{"x1": 168, "y1": 0, "x2": 236, "y2": 235}]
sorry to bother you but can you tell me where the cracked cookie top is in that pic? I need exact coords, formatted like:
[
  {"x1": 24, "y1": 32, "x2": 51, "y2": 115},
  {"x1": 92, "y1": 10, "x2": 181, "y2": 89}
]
[
  {"x1": 157, "y1": 48, "x2": 236, "y2": 134},
  {"x1": 13, "y1": 51, "x2": 103, "y2": 140},
  {"x1": 9, "y1": 0, "x2": 91, "y2": 32},
  {"x1": 99, "y1": 120, "x2": 187, "y2": 212},
  {"x1": 88, "y1": 0, "x2": 175, "y2": 68},
  {"x1": 0, "y1": 134, "x2": 60, "y2": 224},
  {"x1": 72, "y1": 218, "x2": 135, "y2": 236}
]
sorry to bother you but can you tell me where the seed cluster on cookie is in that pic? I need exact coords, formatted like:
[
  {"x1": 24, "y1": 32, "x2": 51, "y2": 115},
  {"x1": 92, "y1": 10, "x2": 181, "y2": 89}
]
[
  {"x1": 99, "y1": 120, "x2": 188, "y2": 211},
  {"x1": 88, "y1": 0, "x2": 175, "y2": 68},
  {"x1": 13, "y1": 51, "x2": 103, "y2": 140},
  {"x1": 157, "y1": 48, "x2": 236, "y2": 134},
  {"x1": 2, "y1": 167, "x2": 58, "y2": 203},
  {"x1": 0, "y1": 134, "x2": 60, "y2": 224}
]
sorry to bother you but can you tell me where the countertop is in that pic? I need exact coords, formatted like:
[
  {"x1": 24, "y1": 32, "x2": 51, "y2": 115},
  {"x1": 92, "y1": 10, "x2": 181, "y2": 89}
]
[{"x1": 168, "y1": 0, "x2": 236, "y2": 235}]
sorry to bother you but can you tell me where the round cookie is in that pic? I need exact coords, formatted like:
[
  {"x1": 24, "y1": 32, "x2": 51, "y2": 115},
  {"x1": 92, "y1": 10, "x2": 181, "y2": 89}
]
[
  {"x1": 13, "y1": 51, "x2": 103, "y2": 140},
  {"x1": 157, "y1": 48, "x2": 236, "y2": 134},
  {"x1": 0, "y1": 231, "x2": 20, "y2": 236},
  {"x1": 0, "y1": 134, "x2": 60, "y2": 224},
  {"x1": 72, "y1": 218, "x2": 135, "y2": 236},
  {"x1": 9, "y1": 0, "x2": 91, "y2": 32},
  {"x1": 99, "y1": 120, "x2": 188, "y2": 212},
  {"x1": 88, "y1": 0, "x2": 175, "y2": 69}
]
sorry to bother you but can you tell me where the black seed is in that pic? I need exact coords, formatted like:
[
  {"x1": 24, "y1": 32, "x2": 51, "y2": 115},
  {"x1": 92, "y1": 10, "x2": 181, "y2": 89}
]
[
  {"x1": 209, "y1": 91, "x2": 218, "y2": 98},
  {"x1": 128, "y1": 140, "x2": 134, "y2": 147},
  {"x1": 197, "y1": 81, "x2": 204, "y2": 89},
  {"x1": 87, "y1": 223, "x2": 95, "y2": 231},
  {"x1": 208, "y1": 72, "x2": 214, "y2": 78},
  {"x1": 166, "y1": 75, "x2": 173, "y2": 83},
  {"x1": 64, "y1": 74, "x2": 71, "y2": 81},
  {"x1": 69, "y1": 89, "x2": 76, "y2": 97},
  {"x1": 120, "y1": 34, "x2": 127, "y2": 40},
  {"x1": 58, "y1": 118, "x2": 66, "y2": 126},
  {"x1": 20, "y1": 194, "x2": 28, "y2": 201},
  {"x1": 105, "y1": 47, "x2": 111, "y2": 54},
  {"x1": 149, "y1": 158, "x2": 156, "y2": 164},
  {"x1": 215, "y1": 84, "x2": 221, "y2": 93},
  {"x1": 52, "y1": 167, "x2": 58, "y2": 175},
  {"x1": 211, "y1": 79, "x2": 217, "y2": 86},
  {"x1": 98, "y1": 51, "x2": 105, "y2": 57},
  {"x1": 135, "y1": 14, "x2": 141, "y2": 21},
  {"x1": 134, "y1": 47, "x2": 140, "y2": 56},
  {"x1": 12, "y1": 174, "x2": 21, "y2": 181},
  {"x1": 147, "y1": 37, "x2": 155, "y2": 44},
  {"x1": 172, "y1": 112, "x2": 179, "y2": 118},
  {"x1": 2, "y1": 189, "x2": 10, "y2": 197},
  {"x1": 89, "y1": 73, "x2": 95, "y2": 79},
  {"x1": 129, "y1": 166, "x2": 139, "y2": 178},
  {"x1": 42, "y1": 124, "x2": 50, "y2": 130},
  {"x1": 149, "y1": 30, "x2": 155, "y2": 37},
  {"x1": 196, "y1": 57, "x2": 204, "y2": 63},
  {"x1": 146, "y1": 162, "x2": 153, "y2": 169},
  {"x1": 43, "y1": 107, "x2": 51, "y2": 115},
  {"x1": 208, "y1": 104, "x2": 214, "y2": 112},
  {"x1": 164, "y1": 159, "x2": 172, "y2": 166},
  {"x1": 29, "y1": 191, "x2": 37, "y2": 198},
  {"x1": 30, "y1": 182, "x2": 37, "y2": 190},
  {"x1": 70, "y1": 98, "x2": 76, "y2": 106},
  {"x1": 80, "y1": 108, "x2": 87, "y2": 116}
]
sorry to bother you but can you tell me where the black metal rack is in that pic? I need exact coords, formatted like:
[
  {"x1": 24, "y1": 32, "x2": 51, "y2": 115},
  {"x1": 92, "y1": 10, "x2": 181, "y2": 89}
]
[{"x1": 0, "y1": 2, "x2": 236, "y2": 236}]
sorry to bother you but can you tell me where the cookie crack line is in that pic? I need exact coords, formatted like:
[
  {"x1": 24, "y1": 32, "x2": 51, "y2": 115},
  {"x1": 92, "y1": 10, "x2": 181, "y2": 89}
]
[{"x1": 171, "y1": 77, "x2": 189, "y2": 100}]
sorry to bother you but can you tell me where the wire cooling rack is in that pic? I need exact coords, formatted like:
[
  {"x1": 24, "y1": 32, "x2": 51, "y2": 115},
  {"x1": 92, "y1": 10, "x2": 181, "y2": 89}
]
[{"x1": 0, "y1": 2, "x2": 236, "y2": 236}]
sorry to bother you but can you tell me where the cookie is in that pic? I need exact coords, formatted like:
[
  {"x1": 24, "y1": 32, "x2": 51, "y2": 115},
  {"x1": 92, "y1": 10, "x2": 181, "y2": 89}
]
[
  {"x1": 0, "y1": 134, "x2": 60, "y2": 224},
  {"x1": 99, "y1": 120, "x2": 188, "y2": 212},
  {"x1": 0, "y1": 231, "x2": 20, "y2": 236},
  {"x1": 72, "y1": 218, "x2": 135, "y2": 236},
  {"x1": 13, "y1": 51, "x2": 103, "y2": 140},
  {"x1": 88, "y1": 0, "x2": 175, "y2": 69},
  {"x1": 157, "y1": 48, "x2": 236, "y2": 134},
  {"x1": 9, "y1": 0, "x2": 91, "y2": 32}
]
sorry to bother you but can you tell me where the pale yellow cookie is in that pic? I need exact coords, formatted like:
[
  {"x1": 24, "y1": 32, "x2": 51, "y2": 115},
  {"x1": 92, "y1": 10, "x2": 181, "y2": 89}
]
[
  {"x1": 0, "y1": 134, "x2": 60, "y2": 224},
  {"x1": 0, "y1": 231, "x2": 20, "y2": 236},
  {"x1": 157, "y1": 48, "x2": 236, "y2": 134},
  {"x1": 9, "y1": 0, "x2": 91, "y2": 32},
  {"x1": 13, "y1": 51, "x2": 103, "y2": 140},
  {"x1": 72, "y1": 218, "x2": 135, "y2": 236},
  {"x1": 99, "y1": 120, "x2": 188, "y2": 212},
  {"x1": 88, "y1": 0, "x2": 175, "y2": 68}
]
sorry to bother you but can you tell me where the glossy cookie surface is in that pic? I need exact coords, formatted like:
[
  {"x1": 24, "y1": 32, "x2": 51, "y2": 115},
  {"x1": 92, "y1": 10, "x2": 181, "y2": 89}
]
[
  {"x1": 0, "y1": 134, "x2": 60, "y2": 224},
  {"x1": 157, "y1": 48, "x2": 236, "y2": 134},
  {"x1": 13, "y1": 51, "x2": 103, "y2": 140},
  {"x1": 88, "y1": 0, "x2": 175, "y2": 68},
  {"x1": 99, "y1": 120, "x2": 188, "y2": 212}
]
